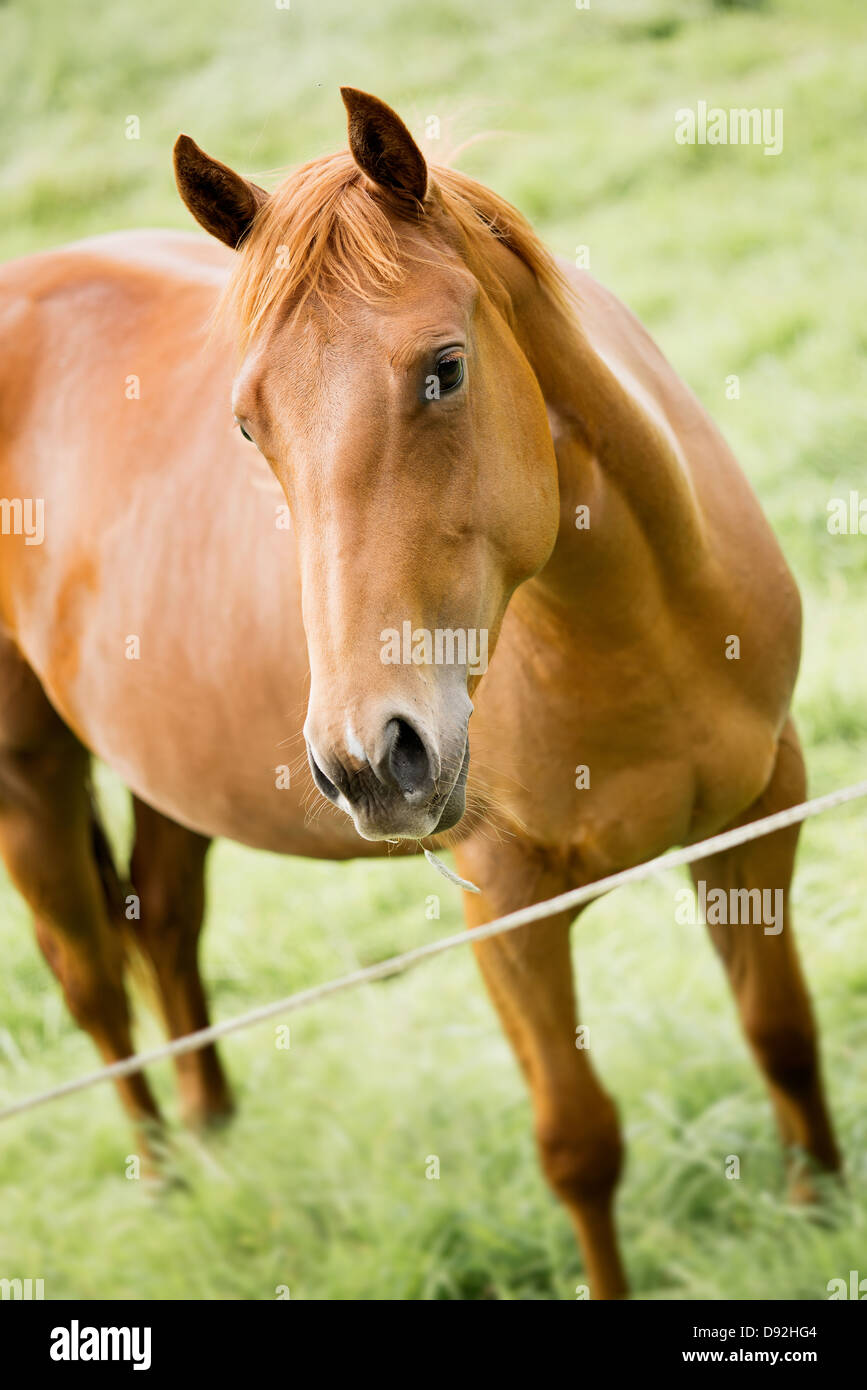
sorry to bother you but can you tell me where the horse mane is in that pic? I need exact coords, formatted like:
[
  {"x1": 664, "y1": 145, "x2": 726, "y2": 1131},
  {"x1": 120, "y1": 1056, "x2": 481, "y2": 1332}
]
[{"x1": 217, "y1": 149, "x2": 573, "y2": 351}]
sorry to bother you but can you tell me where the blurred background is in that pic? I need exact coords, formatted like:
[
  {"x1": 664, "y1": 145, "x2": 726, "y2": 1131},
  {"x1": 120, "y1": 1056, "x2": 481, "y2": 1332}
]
[{"x1": 0, "y1": 0, "x2": 864, "y2": 1299}]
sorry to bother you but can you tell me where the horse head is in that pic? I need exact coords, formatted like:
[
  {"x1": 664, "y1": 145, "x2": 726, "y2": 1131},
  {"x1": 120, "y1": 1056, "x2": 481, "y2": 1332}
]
[{"x1": 174, "y1": 89, "x2": 560, "y2": 840}]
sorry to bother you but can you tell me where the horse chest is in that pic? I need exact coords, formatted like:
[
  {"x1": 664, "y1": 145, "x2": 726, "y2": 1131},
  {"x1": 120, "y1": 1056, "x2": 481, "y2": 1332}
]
[{"x1": 469, "y1": 647, "x2": 778, "y2": 882}]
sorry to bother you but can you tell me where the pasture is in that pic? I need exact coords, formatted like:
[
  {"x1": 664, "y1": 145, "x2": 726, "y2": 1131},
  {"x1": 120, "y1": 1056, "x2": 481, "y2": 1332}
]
[{"x1": 0, "y1": 0, "x2": 865, "y2": 1299}]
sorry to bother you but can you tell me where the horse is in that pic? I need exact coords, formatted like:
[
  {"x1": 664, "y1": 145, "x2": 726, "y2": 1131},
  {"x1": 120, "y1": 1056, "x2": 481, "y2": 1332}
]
[{"x1": 0, "y1": 87, "x2": 839, "y2": 1299}]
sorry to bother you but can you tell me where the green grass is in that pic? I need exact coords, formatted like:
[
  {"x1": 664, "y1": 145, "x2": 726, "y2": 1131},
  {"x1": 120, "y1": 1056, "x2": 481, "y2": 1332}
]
[{"x1": 0, "y1": 0, "x2": 865, "y2": 1300}]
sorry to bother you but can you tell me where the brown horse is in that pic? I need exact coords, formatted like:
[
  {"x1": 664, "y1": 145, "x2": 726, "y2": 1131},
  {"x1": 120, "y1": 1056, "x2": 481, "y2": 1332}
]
[{"x1": 0, "y1": 88, "x2": 839, "y2": 1297}]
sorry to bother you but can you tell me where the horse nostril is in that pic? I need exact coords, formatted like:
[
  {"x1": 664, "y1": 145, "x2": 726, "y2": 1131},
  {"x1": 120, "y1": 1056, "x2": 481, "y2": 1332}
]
[
  {"x1": 307, "y1": 745, "x2": 340, "y2": 803},
  {"x1": 386, "y1": 718, "x2": 432, "y2": 796}
]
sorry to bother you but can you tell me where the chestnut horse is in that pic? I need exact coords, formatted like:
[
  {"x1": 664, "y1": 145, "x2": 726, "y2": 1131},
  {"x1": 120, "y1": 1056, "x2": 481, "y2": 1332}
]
[{"x1": 0, "y1": 89, "x2": 839, "y2": 1297}]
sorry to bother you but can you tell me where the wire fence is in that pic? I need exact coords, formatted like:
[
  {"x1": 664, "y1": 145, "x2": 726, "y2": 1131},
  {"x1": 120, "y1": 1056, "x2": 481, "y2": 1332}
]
[{"x1": 1, "y1": 775, "x2": 865, "y2": 1123}]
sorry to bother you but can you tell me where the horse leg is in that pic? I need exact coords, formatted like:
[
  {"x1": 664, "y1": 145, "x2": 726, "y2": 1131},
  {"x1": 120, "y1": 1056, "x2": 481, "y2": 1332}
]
[
  {"x1": 0, "y1": 643, "x2": 161, "y2": 1141},
  {"x1": 453, "y1": 839, "x2": 627, "y2": 1299},
  {"x1": 688, "y1": 719, "x2": 840, "y2": 1196},
  {"x1": 130, "y1": 796, "x2": 233, "y2": 1127}
]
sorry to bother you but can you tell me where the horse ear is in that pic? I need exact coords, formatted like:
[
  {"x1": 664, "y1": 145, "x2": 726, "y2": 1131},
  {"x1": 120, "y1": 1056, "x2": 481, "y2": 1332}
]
[
  {"x1": 340, "y1": 87, "x2": 428, "y2": 207},
  {"x1": 173, "y1": 134, "x2": 268, "y2": 249}
]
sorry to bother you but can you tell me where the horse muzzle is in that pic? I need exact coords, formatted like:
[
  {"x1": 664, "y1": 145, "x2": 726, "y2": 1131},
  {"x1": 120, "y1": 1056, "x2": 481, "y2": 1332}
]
[{"x1": 305, "y1": 712, "x2": 470, "y2": 841}]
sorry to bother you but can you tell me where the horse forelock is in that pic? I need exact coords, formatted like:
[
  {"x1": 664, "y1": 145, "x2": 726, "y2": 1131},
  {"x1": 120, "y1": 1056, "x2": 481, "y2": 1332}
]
[{"x1": 217, "y1": 149, "x2": 574, "y2": 353}]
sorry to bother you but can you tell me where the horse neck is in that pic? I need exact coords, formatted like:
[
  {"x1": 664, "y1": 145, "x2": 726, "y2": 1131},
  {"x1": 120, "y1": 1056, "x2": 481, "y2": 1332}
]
[{"x1": 504, "y1": 267, "x2": 708, "y2": 624}]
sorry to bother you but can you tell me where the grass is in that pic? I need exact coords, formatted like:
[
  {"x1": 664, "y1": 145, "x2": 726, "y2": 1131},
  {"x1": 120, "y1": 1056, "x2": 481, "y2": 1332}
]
[{"x1": 0, "y1": 0, "x2": 865, "y2": 1299}]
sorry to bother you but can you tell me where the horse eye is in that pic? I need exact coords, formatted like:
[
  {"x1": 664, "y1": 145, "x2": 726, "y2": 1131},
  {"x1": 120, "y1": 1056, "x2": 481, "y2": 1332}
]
[
  {"x1": 236, "y1": 420, "x2": 253, "y2": 442},
  {"x1": 435, "y1": 355, "x2": 464, "y2": 394}
]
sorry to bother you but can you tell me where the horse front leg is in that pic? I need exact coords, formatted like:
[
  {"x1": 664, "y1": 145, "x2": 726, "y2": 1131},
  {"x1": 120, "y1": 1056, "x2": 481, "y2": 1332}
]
[
  {"x1": 453, "y1": 837, "x2": 628, "y2": 1299},
  {"x1": 687, "y1": 718, "x2": 840, "y2": 1199}
]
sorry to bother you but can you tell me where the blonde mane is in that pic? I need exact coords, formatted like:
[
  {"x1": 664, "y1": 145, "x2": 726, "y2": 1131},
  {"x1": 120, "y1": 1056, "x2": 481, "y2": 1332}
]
[{"x1": 218, "y1": 149, "x2": 573, "y2": 350}]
